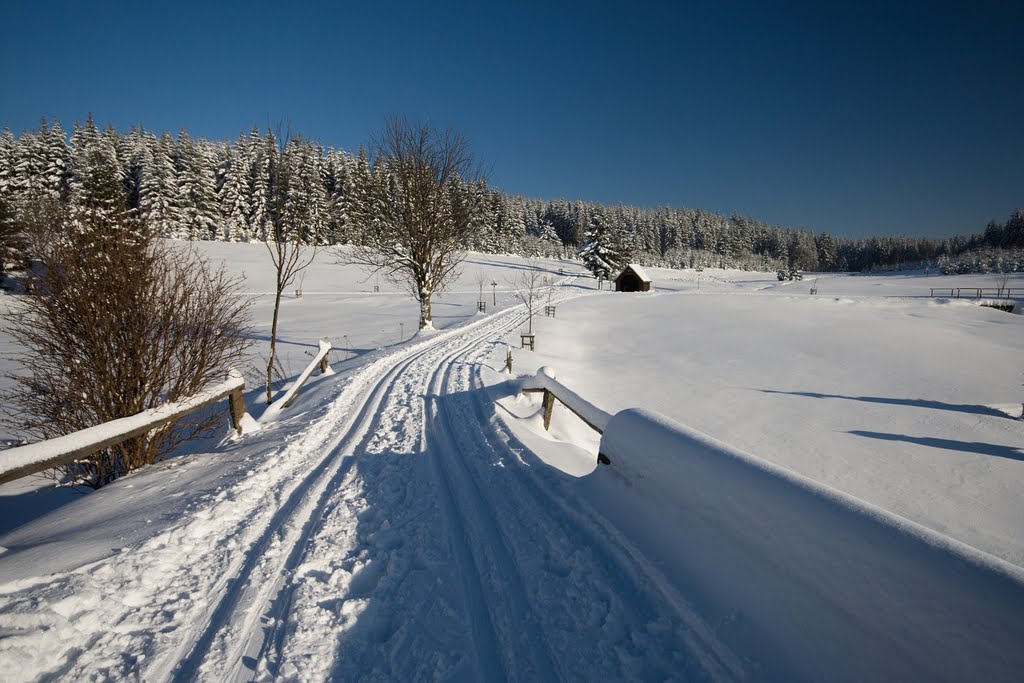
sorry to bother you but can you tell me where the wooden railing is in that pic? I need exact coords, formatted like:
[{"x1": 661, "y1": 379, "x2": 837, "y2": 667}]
[
  {"x1": 276, "y1": 339, "x2": 333, "y2": 409},
  {"x1": 930, "y1": 287, "x2": 1023, "y2": 299},
  {"x1": 0, "y1": 369, "x2": 255, "y2": 485},
  {"x1": 519, "y1": 367, "x2": 613, "y2": 463}
]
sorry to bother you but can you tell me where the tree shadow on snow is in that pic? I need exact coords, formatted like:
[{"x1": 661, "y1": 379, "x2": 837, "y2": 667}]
[
  {"x1": 759, "y1": 389, "x2": 1012, "y2": 419},
  {"x1": 848, "y1": 430, "x2": 1024, "y2": 462}
]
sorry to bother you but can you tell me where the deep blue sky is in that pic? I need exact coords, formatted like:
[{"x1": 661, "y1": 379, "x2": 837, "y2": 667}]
[{"x1": 3, "y1": 0, "x2": 1021, "y2": 238}]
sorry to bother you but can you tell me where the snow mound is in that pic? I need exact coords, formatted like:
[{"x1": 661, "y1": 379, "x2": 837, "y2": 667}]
[{"x1": 595, "y1": 407, "x2": 1024, "y2": 681}]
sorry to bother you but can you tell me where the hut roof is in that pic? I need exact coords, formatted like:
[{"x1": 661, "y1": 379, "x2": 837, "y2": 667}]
[{"x1": 617, "y1": 264, "x2": 652, "y2": 283}]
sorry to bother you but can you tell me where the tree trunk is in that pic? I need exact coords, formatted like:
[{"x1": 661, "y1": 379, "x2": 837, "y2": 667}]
[
  {"x1": 266, "y1": 288, "x2": 282, "y2": 403},
  {"x1": 419, "y1": 294, "x2": 432, "y2": 329}
]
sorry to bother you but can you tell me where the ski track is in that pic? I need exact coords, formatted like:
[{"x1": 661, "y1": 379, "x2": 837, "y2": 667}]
[{"x1": 0, "y1": 277, "x2": 740, "y2": 681}]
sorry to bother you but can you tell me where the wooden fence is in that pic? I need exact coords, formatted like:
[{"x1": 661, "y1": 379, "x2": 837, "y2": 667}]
[
  {"x1": 930, "y1": 287, "x2": 1023, "y2": 299},
  {"x1": 519, "y1": 367, "x2": 613, "y2": 463},
  {"x1": 278, "y1": 339, "x2": 333, "y2": 409},
  {"x1": 0, "y1": 369, "x2": 254, "y2": 485}
]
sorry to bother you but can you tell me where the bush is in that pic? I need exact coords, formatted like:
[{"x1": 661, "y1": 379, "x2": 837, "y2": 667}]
[{"x1": 3, "y1": 211, "x2": 252, "y2": 488}]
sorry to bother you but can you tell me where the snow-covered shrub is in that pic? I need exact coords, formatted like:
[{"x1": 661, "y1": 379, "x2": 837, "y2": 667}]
[{"x1": 2, "y1": 209, "x2": 253, "y2": 488}]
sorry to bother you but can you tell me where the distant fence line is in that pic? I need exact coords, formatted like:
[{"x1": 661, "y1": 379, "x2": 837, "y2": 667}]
[{"x1": 930, "y1": 287, "x2": 1023, "y2": 299}]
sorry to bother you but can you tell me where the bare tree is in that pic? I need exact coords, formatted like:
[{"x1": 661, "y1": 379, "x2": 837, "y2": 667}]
[
  {"x1": 476, "y1": 269, "x2": 488, "y2": 311},
  {"x1": 508, "y1": 259, "x2": 546, "y2": 334},
  {"x1": 994, "y1": 270, "x2": 1011, "y2": 297},
  {"x1": 264, "y1": 131, "x2": 320, "y2": 403},
  {"x1": 339, "y1": 117, "x2": 488, "y2": 330},
  {"x1": 3, "y1": 209, "x2": 252, "y2": 488}
]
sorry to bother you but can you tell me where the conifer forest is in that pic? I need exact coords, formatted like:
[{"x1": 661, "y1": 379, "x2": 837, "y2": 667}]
[{"x1": 1, "y1": 117, "x2": 1021, "y2": 277}]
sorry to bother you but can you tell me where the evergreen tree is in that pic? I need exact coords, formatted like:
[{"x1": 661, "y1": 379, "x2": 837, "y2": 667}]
[
  {"x1": 324, "y1": 149, "x2": 354, "y2": 244},
  {"x1": 579, "y1": 206, "x2": 628, "y2": 280},
  {"x1": 68, "y1": 115, "x2": 127, "y2": 227},
  {"x1": 282, "y1": 137, "x2": 328, "y2": 245},
  {"x1": 139, "y1": 132, "x2": 182, "y2": 237},
  {"x1": 175, "y1": 130, "x2": 220, "y2": 240},
  {"x1": 218, "y1": 131, "x2": 254, "y2": 241},
  {"x1": 249, "y1": 128, "x2": 274, "y2": 241}
]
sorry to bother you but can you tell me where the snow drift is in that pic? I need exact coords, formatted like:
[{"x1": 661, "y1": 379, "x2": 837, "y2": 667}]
[{"x1": 591, "y1": 407, "x2": 1024, "y2": 681}]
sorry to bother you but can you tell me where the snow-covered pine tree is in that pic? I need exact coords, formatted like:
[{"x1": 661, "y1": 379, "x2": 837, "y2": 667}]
[
  {"x1": 0, "y1": 129, "x2": 15, "y2": 207},
  {"x1": 175, "y1": 130, "x2": 220, "y2": 240},
  {"x1": 218, "y1": 131, "x2": 254, "y2": 241},
  {"x1": 118, "y1": 125, "x2": 147, "y2": 214},
  {"x1": 324, "y1": 149, "x2": 354, "y2": 244},
  {"x1": 579, "y1": 205, "x2": 628, "y2": 281},
  {"x1": 139, "y1": 132, "x2": 182, "y2": 238},
  {"x1": 342, "y1": 145, "x2": 374, "y2": 246},
  {"x1": 249, "y1": 128, "x2": 274, "y2": 241},
  {"x1": 12, "y1": 126, "x2": 45, "y2": 201},
  {"x1": 68, "y1": 115, "x2": 128, "y2": 229},
  {"x1": 282, "y1": 137, "x2": 328, "y2": 245}
]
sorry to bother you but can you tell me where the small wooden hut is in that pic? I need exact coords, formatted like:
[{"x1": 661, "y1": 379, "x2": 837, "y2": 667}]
[{"x1": 614, "y1": 264, "x2": 652, "y2": 292}]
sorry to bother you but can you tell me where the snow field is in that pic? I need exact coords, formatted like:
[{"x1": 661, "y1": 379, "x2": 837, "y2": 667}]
[
  {"x1": 1, "y1": 246, "x2": 1022, "y2": 680},
  {"x1": 497, "y1": 274, "x2": 1024, "y2": 568},
  {"x1": 591, "y1": 407, "x2": 1024, "y2": 680}
]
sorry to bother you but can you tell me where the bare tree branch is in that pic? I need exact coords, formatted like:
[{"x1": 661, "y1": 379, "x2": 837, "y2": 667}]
[
  {"x1": 337, "y1": 117, "x2": 488, "y2": 330},
  {"x1": 2, "y1": 207, "x2": 252, "y2": 488}
]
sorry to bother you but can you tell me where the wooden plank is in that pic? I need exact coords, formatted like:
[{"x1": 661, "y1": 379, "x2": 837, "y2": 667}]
[
  {"x1": 280, "y1": 339, "x2": 332, "y2": 409},
  {"x1": 0, "y1": 372, "x2": 247, "y2": 485}
]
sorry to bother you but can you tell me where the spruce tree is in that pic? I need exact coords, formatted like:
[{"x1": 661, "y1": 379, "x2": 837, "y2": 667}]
[
  {"x1": 68, "y1": 115, "x2": 127, "y2": 228},
  {"x1": 176, "y1": 130, "x2": 220, "y2": 240},
  {"x1": 139, "y1": 132, "x2": 181, "y2": 237},
  {"x1": 218, "y1": 132, "x2": 254, "y2": 241},
  {"x1": 579, "y1": 206, "x2": 628, "y2": 280}
]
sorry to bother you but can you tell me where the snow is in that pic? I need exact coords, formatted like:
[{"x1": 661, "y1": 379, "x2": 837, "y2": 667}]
[
  {"x1": 594, "y1": 407, "x2": 1024, "y2": 680},
  {"x1": 622, "y1": 262, "x2": 651, "y2": 283},
  {"x1": 0, "y1": 249, "x2": 1023, "y2": 680},
  {"x1": 264, "y1": 338, "x2": 332, "y2": 414},
  {"x1": 518, "y1": 366, "x2": 612, "y2": 433}
]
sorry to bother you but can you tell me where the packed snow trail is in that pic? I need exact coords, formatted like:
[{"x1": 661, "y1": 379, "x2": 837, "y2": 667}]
[
  {"x1": 0, "y1": 280, "x2": 739, "y2": 681},
  {"x1": 184, "y1": 288, "x2": 738, "y2": 680}
]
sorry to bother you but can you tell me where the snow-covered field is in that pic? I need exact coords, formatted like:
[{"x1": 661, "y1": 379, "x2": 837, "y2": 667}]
[{"x1": 1, "y1": 243, "x2": 1022, "y2": 680}]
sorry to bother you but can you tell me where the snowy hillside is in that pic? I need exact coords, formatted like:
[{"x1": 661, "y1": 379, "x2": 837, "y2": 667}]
[{"x1": 1, "y1": 244, "x2": 1023, "y2": 680}]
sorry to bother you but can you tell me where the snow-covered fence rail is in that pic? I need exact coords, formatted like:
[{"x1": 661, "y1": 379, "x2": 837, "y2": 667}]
[
  {"x1": 0, "y1": 369, "x2": 255, "y2": 485},
  {"x1": 519, "y1": 368, "x2": 613, "y2": 463},
  {"x1": 277, "y1": 338, "x2": 333, "y2": 409},
  {"x1": 596, "y1": 407, "x2": 1024, "y2": 681},
  {"x1": 930, "y1": 286, "x2": 1023, "y2": 298}
]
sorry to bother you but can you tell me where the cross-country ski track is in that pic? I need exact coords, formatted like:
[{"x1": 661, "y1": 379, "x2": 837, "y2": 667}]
[
  {"x1": 0, "y1": 286, "x2": 741, "y2": 681},
  {"x1": 171, "y1": 295, "x2": 736, "y2": 681}
]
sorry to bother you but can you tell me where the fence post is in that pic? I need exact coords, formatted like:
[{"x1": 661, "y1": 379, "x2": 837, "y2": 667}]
[
  {"x1": 542, "y1": 389, "x2": 555, "y2": 431},
  {"x1": 228, "y1": 386, "x2": 248, "y2": 435},
  {"x1": 506, "y1": 347, "x2": 513, "y2": 374}
]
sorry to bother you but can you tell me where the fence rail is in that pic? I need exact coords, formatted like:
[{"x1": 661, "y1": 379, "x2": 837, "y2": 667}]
[
  {"x1": 278, "y1": 338, "x2": 333, "y2": 409},
  {"x1": 519, "y1": 367, "x2": 613, "y2": 463},
  {"x1": 0, "y1": 369, "x2": 254, "y2": 486},
  {"x1": 930, "y1": 287, "x2": 1023, "y2": 299}
]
